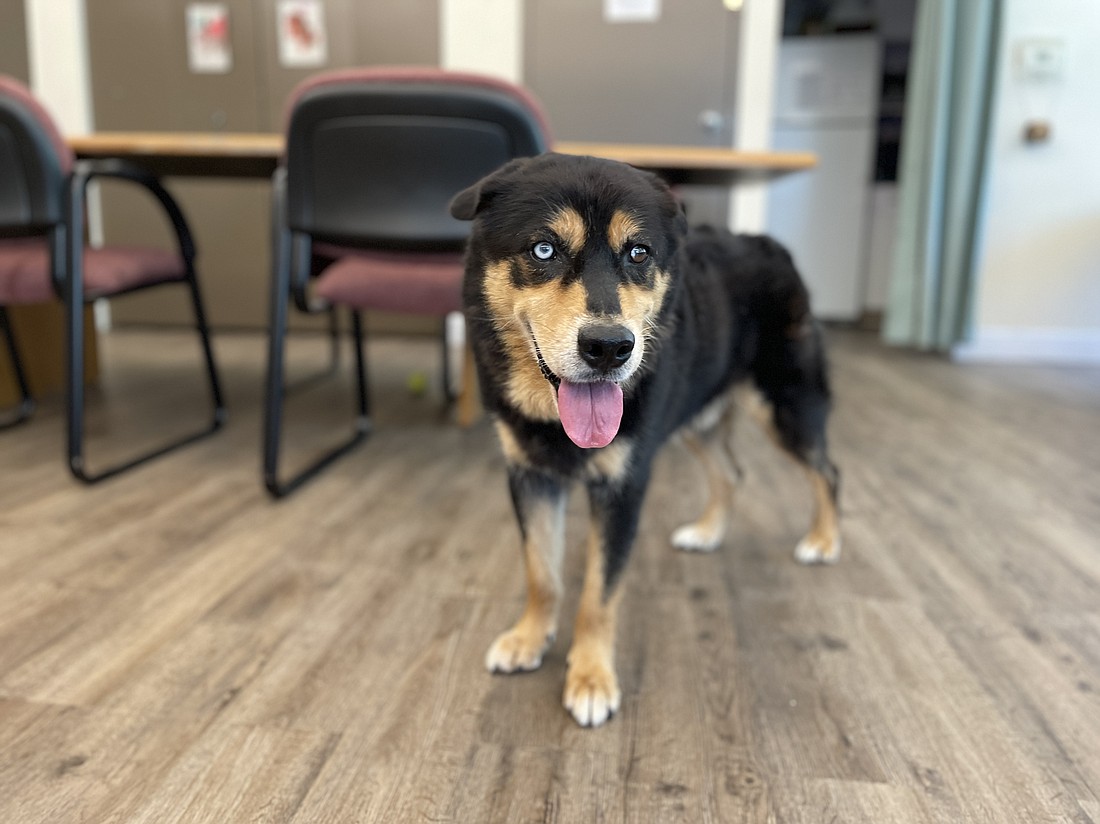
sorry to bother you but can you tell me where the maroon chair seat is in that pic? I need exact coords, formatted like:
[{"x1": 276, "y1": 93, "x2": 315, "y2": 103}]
[
  {"x1": 312, "y1": 249, "x2": 464, "y2": 316},
  {"x1": 0, "y1": 237, "x2": 186, "y2": 304}
]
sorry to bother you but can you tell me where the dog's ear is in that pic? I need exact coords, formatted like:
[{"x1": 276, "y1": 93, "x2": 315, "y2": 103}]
[
  {"x1": 642, "y1": 170, "x2": 689, "y2": 237},
  {"x1": 450, "y1": 157, "x2": 532, "y2": 220},
  {"x1": 449, "y1": 181, "x2": 485, "y2": 221},
  {"x1": 673, "y1": 197, "x2": 689, "y2": 237}
]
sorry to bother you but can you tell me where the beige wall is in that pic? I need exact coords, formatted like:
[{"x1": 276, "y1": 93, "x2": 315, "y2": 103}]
[
  {"x1": 20, "y1": 0, "x2": 783, "y2": 332},
  {"x1": 0, "y1": 1, "x2": 30, "y2": 80}
]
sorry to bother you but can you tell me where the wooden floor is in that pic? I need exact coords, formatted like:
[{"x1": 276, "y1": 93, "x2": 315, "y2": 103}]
[{"x1": 1, "y1": 327, "x2": 1098, "y2": 823}]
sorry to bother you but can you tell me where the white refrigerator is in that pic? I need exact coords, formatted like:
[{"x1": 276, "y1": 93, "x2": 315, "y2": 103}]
[{"x1": 766, "y1": 35, "x2": 881, "y2": 321}]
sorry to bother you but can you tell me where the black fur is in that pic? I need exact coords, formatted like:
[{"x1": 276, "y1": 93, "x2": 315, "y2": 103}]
[{"x1": 453, "y1": 153, "x2": 837, "y2": 590}]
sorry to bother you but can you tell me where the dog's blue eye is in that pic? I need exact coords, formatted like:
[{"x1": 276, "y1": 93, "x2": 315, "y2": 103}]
[
  {"x1": 532, "y1": 241, "x2": 556, "y2": 261},
  {"x1": 628, "y1": 245, "x2": 650, "y2": 264}
]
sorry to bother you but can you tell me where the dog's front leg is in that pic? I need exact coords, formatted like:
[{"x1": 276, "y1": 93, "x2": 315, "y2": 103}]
[
  {"x1": 564, "y1": 473, "x2": 647, "y2": 727},
  {"x1": 486, "y1": 466, "x2": 566, "y2": 673}
]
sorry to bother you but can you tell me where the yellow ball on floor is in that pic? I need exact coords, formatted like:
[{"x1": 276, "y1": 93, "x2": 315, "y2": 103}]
[{"x1": 406, "y1": 371, "x2": 428, "y2": 396}]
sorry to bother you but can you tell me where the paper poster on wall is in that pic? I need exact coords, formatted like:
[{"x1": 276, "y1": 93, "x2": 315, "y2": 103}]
[
  {"x1": 277, "y1": 0, "x2": 329, "y2": 68},
  {"x1": 604, "y1": 0, "x2": 661, "y2": 24},
  {"x1": 186, "y1": 3, "x2": 232, "y2": 74}
]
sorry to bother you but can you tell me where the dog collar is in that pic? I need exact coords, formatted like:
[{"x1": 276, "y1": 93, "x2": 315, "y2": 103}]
[{"x1": 532, "y1": 339, "x2": 561, "y2": 389}]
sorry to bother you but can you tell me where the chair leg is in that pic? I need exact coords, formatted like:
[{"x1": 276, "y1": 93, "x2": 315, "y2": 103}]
[
  {"x1": 441, "y1": 317, "x2": 455, "y2": 403},
  {"x1": 351, "y1": 310, "x2": 371, "y2": 422},
  {"x1": 68, "y1": 266, "x2": 227, "y2": 484},
  {"x1": 186, "y1": 268, "x2": 228, "y2": 429},
  {"x1": 263, "y1": 267, "x2": 370, "y2": 499},
  {"x1": 0, "y1": 306, "x2": 36, "y2": 429},
  {"x1": 328, "y1": 306, "x2": 342, "y2": 373},
  {"x1": 285, "y1": 306, "x2": 342, "y2": 394},
  {"x1": 456, "y1": 338, "x2": 481, "y2": 428}
]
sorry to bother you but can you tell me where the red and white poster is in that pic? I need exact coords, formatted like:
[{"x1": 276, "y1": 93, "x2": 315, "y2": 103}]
[
  {"x1": 186, "y1": 3, "x2": 232, "y2": 74},
  {"x1": 277, "y1": 0, "x2": 329, "y2": 68}
]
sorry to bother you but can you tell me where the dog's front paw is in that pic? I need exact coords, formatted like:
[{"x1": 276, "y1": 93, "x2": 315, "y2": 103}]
[
  {"x1": 794, "y1": 533, "x2": 841, "y2": 565},
  {"x1": 563, "y1": 652, "x2": 621, "y2": 727},
  {"x1": 485, "y1": 625, "x2": 555, "y2": 673},
  {"x1": 671, "y1": 522, "x2": 722, "y2": 553}
]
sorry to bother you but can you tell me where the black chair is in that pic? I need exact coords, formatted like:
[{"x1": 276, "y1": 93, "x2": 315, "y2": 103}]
[
  {"x1": 263, "y1": 67, "x2": 551, "y2": 498},
  {"x1": 0, "y1": 75, "x2": 225, "y2": 482}
]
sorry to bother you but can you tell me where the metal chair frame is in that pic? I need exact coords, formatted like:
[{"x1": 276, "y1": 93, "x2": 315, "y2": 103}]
[
  {"x1": 264, "y1": 168, "x2": 370, "y2": 498},
  {"x1": 0, "y1": 305, "x2": 35, "y2": 429},
  {"x1": 2, "y1": 74, "x2": 227, "y2": 482},
  {"x1": 60, "y1": 159, "x2": 226, "y2": 483}
]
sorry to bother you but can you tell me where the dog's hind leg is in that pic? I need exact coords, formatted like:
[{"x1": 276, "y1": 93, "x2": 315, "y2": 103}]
[
  {"x1": 753, "y1": 322, "x2": 841, "y2": 564},
  {"x1": 671, "y1": 397, "x2": 741, "y2": 552},
  {"x1": 793, "y1": 455, "x2": 840, "y2": 565},
  {"x1": 486, "y1": 465, "x2": 566, "y2": 673},
  {"x1": 563, "y1": 471, "x2": 648, "y2": 727}
]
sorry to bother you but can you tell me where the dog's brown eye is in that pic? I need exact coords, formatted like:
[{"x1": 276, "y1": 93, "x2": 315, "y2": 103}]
[
  {"x1": 628, "y1": 245, "x2": 649, "y2": 264},
  {"x1": 532, "y1": 241, "x2": 556, "y2": 261}
]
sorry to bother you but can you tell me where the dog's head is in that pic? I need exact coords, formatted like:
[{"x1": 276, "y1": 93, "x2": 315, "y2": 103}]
[{"x1": 451, "y1": 153, "x2": 687, "y2": 449}]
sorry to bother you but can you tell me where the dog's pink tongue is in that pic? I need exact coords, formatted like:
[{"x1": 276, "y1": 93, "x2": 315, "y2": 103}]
[{"x1": 557, "y1": 380, "x2": 623, "y2": 449}]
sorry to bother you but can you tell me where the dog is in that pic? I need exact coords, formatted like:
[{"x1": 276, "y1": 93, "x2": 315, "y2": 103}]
[{"x1": 450, "y1": 153, "x2": 840, "y2": 728}]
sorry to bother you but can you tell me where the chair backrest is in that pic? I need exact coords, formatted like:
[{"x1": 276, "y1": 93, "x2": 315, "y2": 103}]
[
  {"x1": 0, "y1": 75, "x2": 74, "y2": 233},
  {"x1": 283, "y1": 67, "x2": 551, "y2": 251}
]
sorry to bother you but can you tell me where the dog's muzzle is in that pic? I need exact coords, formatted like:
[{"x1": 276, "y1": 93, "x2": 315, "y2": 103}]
[{"x1": 527, "y1": 327, "x2": 625, "y2": 450}]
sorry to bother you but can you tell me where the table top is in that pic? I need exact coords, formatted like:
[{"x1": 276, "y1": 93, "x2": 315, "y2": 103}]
[{"x1": 67, "y1": 132, "x2": 815, "y2": 185}]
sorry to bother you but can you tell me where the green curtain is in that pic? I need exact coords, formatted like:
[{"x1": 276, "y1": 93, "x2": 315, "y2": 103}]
[{"x1": 884, "y1": 0, "x2": 1003, "y2": 351}]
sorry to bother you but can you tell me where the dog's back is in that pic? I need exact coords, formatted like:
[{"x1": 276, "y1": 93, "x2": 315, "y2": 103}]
[{"x1": 650, "y1": 225, "x2": 823, "y2": 440}]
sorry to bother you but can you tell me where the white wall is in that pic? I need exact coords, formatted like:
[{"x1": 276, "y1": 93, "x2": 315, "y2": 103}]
[
  {"x1": 957, "y1": 0, "x2": 1100, "y2": 363},
  {"x1": 440, "y1": 0, "x2": 523, "y2": 83},
  {"x1": 730, "y1": 0, "x2": 783, "y2": 234},
  {"x1": 23, "y1": 0, "x2": 92, "y2": 133}
]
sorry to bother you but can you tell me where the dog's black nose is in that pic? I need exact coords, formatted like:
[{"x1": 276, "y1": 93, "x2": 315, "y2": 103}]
[{"x1": 578, "y1": 324, "x2": 635, "y2": 372}]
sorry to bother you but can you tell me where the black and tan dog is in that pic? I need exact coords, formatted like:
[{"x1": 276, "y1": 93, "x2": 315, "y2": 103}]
[{"x1": 450, "y1": 153, "x2": 839, "y2": 727}]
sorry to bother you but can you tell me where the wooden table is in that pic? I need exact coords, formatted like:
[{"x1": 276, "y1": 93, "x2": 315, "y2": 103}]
[
  {"x1": 61, "y1": 133, "x2": 814, "y2": 425},
  {"x1": 67, "y1": 132, "x2": 815, "y2": 184}
]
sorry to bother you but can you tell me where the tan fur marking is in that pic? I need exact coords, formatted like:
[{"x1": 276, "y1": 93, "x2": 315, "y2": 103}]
[
  {"x1": 494, "y1": 421, "x2": 528, "y2": 466},
  {"x1": 799, "y1": 468, "x2": 841, "y2": 562},
  {"x1": 519, "y1": 495, "x2": 565, "y2": 641},
  {"x1": 486, "y1": 493, "x2": 565, "y2": 672},
  {"x1": 549, "y1": 207, "x2": 587, "y2": 255},
  {"x1": 690, "y1": 390, "x2": 735, "y2": 433},
  {"x1": 737, "y1": 385, "x2": 784, "y2": 449},
  {"x1": 618, "y1": 270, "x2": 671, "y2": 352},
  {"x1": 515, "y1": 278, "x2": 588, "y2": 379},
  {"x1": 736, "y1": 388, "x2": 841, "y2": 563},
  {"x1": 675, "y1": 429, "x2": 737, "y2": 548},
  {"x1": 584, "y1": 438, "x2": 634, "y2": 484},
  {"x1": 509, "y1": 275, "x2": 589, "y2": 420},
  {"x1": 607, "y1": 210, "x2": 642, "y2": 252},
  {"x1": 564, "y1": 522, "x2": 623, "y2": 726},
  {"x1": 482, "y1": 262, "x2": 562, "y2": 421}
]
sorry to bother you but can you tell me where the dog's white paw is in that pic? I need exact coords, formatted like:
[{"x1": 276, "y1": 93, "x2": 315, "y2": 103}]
[
  {"x1": 563, "y1": 656, "x2": 621, "y2": 727},
  {"x1": 794, "y1": 534, "x2": 841, "y2": 565},
  {"x1": 671, "y1": 523, "x2": 722, "y2": 553},
  {"x1": 485, "y1": 627, "x2": 554, "y2": 673}
]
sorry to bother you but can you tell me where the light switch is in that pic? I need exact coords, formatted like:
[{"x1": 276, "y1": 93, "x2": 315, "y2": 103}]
[{"x1": 1016, "y1": 39, "x2": 1066, "y2": 81}]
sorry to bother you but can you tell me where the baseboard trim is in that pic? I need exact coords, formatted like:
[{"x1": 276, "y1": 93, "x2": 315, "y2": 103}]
[{"x1": 953, "y1": 328, "x2": 1100, "y2": 364}]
